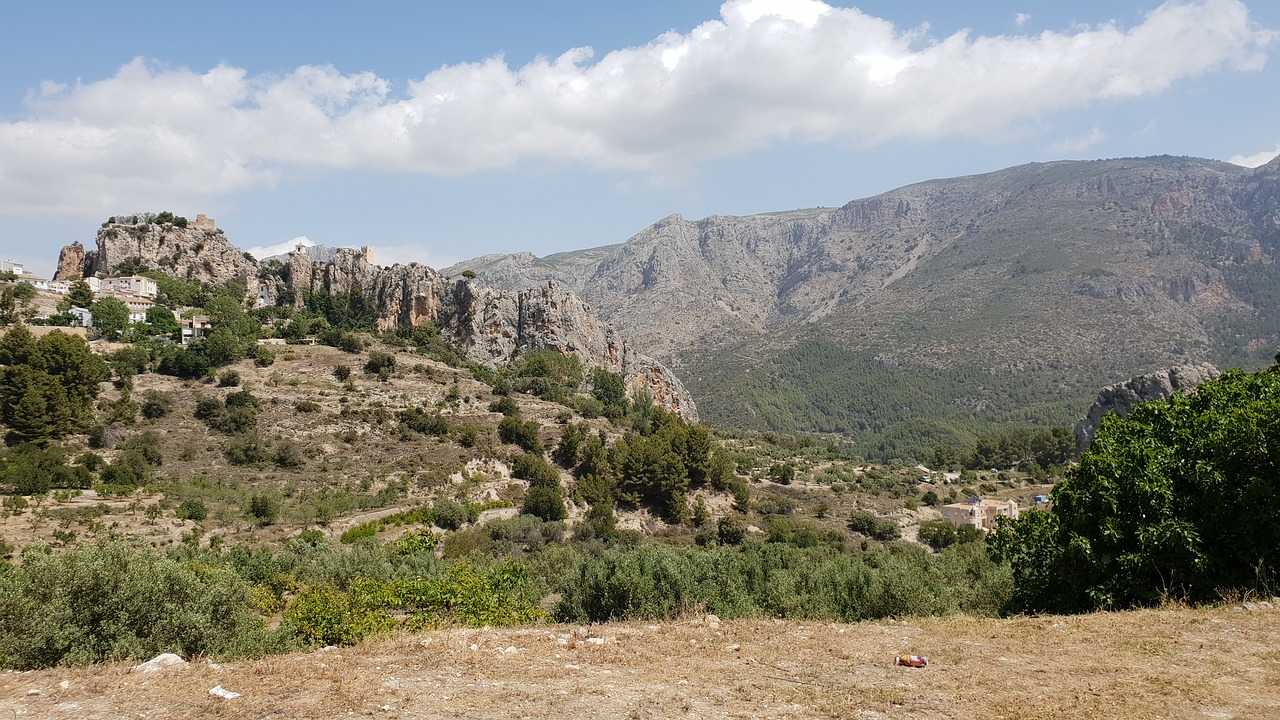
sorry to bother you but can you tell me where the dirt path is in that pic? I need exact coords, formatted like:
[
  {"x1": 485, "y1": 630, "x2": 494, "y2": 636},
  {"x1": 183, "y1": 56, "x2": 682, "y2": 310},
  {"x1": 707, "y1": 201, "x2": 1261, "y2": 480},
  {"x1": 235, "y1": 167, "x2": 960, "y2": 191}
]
[{"x1": 4, "y1": 605, "x2": 1279, "y2": 719}]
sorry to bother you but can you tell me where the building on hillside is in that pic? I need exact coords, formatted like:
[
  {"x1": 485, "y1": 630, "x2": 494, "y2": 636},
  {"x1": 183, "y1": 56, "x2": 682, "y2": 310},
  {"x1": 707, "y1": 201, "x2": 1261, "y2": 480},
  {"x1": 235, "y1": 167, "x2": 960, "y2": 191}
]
[
  {"x1": 1, "y1": 259, "x2": 27, "y2": 275},
  {"x1": 181, "y1": 315, "x2": 212, "y2": 344},
  {"x1": 68, "y1": 306, "x2": 93, "y2": 328},
  {"x1": 939, "y1": 497, "x2": 1020, "y2": 532},
  {"x1": 102, "y1": 275, "x2": 158, "y2": 298}
]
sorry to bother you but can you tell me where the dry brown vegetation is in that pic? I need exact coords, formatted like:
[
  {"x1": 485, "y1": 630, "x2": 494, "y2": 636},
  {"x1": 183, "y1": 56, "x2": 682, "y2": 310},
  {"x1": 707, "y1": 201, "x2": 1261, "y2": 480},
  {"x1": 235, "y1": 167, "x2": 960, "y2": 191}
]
[{"x1": 4, "y1": 605, "x2": 1279, "y2": 719}]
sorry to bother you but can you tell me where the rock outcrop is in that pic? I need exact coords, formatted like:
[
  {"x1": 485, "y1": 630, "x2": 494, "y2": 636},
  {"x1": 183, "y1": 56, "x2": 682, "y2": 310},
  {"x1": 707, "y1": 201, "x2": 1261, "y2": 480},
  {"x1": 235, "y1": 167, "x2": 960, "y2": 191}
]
[
  {"x1": 271, "y1": 252, "x2": 697, "y2": 420},
  {"x1": 56, "y1": 217, "x2": 259, "y2": 293},
  {"x1": 1074, "y1": 362, "x2": 1220, "y2": 450},
  {"x1": 55, "y1": 219, "x2": 697, "y2": 419},
  {"x1": 52, "y1": 242, "x2": 86, "y2": 281}
]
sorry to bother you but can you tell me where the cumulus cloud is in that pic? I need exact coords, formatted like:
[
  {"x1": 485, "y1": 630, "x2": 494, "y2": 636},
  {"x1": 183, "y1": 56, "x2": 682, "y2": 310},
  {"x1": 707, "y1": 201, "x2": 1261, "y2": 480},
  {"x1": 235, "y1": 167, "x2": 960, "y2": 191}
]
[
  {"x1": 0, "y1": 0, "x2": 1273, "y2": 216},
  {"x1": 1229, "y1": 143, "x2": 1280, "y2": 167},
  {"x1": 1015, "y1": 13, "x2": 1032, "y2": 28}
]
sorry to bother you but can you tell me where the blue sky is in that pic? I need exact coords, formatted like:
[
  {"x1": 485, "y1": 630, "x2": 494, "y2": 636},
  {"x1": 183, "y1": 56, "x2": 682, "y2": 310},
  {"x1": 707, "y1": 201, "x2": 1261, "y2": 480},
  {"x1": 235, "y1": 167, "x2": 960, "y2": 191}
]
[{"x1": 1, "y1": 0, "x2": 1277, "y2": 276}]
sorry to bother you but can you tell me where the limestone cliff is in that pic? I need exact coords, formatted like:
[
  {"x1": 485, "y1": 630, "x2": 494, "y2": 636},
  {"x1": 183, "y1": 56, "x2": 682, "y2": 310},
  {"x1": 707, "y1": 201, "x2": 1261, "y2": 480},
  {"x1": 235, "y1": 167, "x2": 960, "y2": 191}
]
[
  {"x1": 56, "y1": 217, "x2": 259, "y2": 294},
  {"x1": 270, "y1": 251, "x2": 697, "y2": 420},
  {"x1": 1074, "y1": 362, "x2": 1220, "y2": 451},
  {"x1": 54, "y1": 220, "x2": 696, "y2": 419}
]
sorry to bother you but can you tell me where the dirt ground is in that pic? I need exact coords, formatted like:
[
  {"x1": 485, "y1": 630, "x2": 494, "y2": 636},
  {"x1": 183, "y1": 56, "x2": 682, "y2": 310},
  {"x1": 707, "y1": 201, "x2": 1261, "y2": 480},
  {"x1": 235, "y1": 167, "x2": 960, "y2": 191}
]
[{"x1": 4, "y1": 605, "x2": 1279, "y2": 719}]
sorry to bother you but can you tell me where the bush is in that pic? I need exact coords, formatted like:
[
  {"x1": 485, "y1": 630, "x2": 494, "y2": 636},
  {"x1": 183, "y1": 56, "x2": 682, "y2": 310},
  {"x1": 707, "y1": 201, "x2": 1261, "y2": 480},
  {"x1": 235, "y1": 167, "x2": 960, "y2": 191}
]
[
  {"x1": 176, "y1": 500, "x2": 209, "y2": 521},
  {"x1": 432, "y1": 498, "x2": 469, "y2": 531},
  {"x1": 522, "y1": 485, "x2": 567, "y2": 522},
  {"x1": 847, "y1": 509, "x2": 901, "y2": 541},
  {"x1": 553, "y1": 542, "x2": 1011, "y2": 624},
  {"x1": 990, "y1": 358, "x2": 1280, "y2": 613},
  {"x1": 399, "y1": 408, "x2": 449, "y2": 436},
  {"x1": 0, "y1": 540, "x2": 274, "y2": 669},
  {"x1": 498, "y1": 415, "x2": 543, "y2": 452},
  {"x1": 488, "y1": 396, "x2": 519, "y2": 416},
  {"x1": 364, "y1": 351, "x2": 396, "y2": 376},
  {"x1": 717, "y1": 516, "x2": 746, "y2": 545},
  {"x1": 247, "y1": 493, "x2": 280, "y2": 526},
  {"x1": 333, "y1": 365, "x2": 351, "y2": 381},
  {"x1": 217, "y1": 369, "x2": 241, "y2": 387},
  {"x1": 140, "y1": 390, "x2": 174, "y2": 419},
  {"x1": 294, "y1": 400, "x2": 321, "y2": 413}
]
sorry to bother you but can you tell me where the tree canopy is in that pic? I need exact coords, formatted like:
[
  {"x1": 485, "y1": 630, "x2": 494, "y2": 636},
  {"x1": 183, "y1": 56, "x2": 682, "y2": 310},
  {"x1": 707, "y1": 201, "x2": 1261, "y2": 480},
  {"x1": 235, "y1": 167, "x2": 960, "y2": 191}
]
[{"x1": 990, "y1": 353, "x2": 1280, "y2": 613}]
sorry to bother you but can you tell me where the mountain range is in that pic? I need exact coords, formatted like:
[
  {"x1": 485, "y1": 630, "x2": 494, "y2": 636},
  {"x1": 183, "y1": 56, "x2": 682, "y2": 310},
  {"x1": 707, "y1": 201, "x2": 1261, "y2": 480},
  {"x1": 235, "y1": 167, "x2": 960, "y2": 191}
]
[{"x1": 447, "y1": 155, "x2": 1280, "y2": 458}]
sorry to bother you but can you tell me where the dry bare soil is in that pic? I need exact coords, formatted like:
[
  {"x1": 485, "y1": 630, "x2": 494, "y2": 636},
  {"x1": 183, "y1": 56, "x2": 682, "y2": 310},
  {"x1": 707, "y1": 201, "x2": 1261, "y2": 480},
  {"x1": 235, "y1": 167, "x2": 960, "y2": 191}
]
[{"x1": 4, "y1": 606, "x2": 1279, "y2": 719}]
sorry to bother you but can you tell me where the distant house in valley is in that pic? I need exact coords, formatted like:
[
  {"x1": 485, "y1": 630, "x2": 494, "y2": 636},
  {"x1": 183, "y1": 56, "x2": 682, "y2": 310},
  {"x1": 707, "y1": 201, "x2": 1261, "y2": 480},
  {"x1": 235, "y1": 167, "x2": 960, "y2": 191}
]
[{"x1": 939, "y1": 497, "x2": 1020, "y2": 532}]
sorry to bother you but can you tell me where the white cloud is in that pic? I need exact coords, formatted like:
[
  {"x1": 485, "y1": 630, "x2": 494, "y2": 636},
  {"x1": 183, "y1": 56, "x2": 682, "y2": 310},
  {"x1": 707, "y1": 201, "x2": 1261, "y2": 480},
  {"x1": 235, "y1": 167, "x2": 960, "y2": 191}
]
[
  {"x1": 1015, "y1": 13, "x2": 1031, "y2": 28},
  {"x1": 1228, "y1": 143, "x2": 1280, "y2": 167},
  {"x1": 245, "y1": 235, "x2": 313, "y2": 260},
  {"x1": 1049, "y1": 126, "x2": 1107, "y2": 154},
  {"x1": 0, "y1": 0, "x2": 1273, "y2": 217}
]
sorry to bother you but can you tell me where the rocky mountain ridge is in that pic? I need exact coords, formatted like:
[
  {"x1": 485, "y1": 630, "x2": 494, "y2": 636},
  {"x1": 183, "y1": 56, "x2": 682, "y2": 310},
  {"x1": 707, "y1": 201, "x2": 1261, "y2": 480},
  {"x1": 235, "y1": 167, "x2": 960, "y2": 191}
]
[
  {"x1": 448, "y1": 155, "x2": 1280, "y2": 444},
  {"x1": 54, "y1": 223, "x2": 696, "y2": 420}
]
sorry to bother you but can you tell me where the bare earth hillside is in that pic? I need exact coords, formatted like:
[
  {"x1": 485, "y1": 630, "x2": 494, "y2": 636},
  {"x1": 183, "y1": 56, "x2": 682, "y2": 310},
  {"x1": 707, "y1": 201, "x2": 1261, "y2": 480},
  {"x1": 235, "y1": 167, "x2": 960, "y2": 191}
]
[{"x1": 4, "y1": 606, "x2": 1278, "y2": 719}]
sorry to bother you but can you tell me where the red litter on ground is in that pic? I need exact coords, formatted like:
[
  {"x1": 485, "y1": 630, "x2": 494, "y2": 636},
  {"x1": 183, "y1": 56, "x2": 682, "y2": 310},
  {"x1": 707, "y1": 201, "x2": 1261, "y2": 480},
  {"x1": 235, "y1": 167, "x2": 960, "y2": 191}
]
[{"x1": 896, "y1": 654, "x2": 929, "y2": 668}]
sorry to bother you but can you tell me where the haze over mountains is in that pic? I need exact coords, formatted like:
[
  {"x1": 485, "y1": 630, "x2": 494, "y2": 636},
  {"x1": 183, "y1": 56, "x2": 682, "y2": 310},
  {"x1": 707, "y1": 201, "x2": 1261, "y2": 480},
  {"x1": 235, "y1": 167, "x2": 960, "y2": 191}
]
[{"x1": 449, "y1": 155, "x2": 1280, "y2": 457}]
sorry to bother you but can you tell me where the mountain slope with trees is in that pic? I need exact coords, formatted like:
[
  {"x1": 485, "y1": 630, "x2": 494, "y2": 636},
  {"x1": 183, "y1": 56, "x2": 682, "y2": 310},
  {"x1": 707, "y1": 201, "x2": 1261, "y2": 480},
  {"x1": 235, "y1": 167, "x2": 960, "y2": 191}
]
[{"x1": 451, "y1": 155, "x2": 1280, "y2": 457}]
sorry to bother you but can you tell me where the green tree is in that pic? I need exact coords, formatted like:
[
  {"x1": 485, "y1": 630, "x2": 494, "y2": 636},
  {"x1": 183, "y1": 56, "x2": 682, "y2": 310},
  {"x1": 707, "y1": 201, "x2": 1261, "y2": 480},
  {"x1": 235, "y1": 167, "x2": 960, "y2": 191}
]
[
  {"x1": 89, "y1": 297, "x2": 129, "y2": 340},
  {"x1": 991, "y1": 356, "x2": 1280, "y2": 613},
  {"x1": 67, "y1": 280, "x2": 95, "y2": 310},
  {"x1": 144, "y1": 307, "x2": 181, "y2": 338}
]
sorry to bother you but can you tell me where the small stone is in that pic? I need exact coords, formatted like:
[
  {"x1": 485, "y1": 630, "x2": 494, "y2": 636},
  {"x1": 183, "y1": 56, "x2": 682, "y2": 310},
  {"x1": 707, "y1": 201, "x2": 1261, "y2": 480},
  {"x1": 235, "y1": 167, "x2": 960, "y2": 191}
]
[{"x1": 133, "y1": 653, "x2": 188, "y2": 674}]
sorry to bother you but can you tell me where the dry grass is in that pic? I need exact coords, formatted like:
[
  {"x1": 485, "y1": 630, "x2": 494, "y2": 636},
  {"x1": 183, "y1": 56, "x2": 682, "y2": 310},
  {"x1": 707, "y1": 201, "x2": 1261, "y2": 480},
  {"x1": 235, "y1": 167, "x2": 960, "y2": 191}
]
[{"x1": 4, "y1": 605, "x2": 1279, "y2": 719}]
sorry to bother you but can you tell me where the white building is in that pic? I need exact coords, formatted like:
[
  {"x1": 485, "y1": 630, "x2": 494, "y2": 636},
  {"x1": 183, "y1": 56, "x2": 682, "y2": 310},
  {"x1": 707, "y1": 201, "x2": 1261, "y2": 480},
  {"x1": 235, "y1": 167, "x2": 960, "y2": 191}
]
[{"x1": 102, "y1": 275, "x2": 158, "y2": 298}]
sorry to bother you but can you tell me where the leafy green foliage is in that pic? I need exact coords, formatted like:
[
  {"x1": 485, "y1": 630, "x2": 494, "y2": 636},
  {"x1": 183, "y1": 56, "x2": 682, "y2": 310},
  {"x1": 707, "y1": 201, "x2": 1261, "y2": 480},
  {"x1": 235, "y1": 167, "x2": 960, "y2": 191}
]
[
  {"x1": 555, "y1": 542, "x2": 1010, "y2": 623},
  {"x1": 0, "y1": 327, "x2": 109, "y2": 441},
  {"x1": 0, "y1": 444, "x2": 92, "y2": 495},
  {"x1": 505, "y1": 349, "x2": 583, "y2": 403},
  {"x1": 991, "y1": 357, "x2": 1280, "y2": 612},
  {"x1": 0, "y1": 540, "x2": 273, "y2": 669},
  {"x1": 516, "y1": 452, "x2": 567, "y2": 521},
  {"x1": 498, "y1": 414, "x2": 543, "y2": 452},
  {"x1": 89, "y1": 298, "x2": 130, "y2": 340},
  {"x1": 847, "y1": 509, "x2": 901, "y2": 541}
]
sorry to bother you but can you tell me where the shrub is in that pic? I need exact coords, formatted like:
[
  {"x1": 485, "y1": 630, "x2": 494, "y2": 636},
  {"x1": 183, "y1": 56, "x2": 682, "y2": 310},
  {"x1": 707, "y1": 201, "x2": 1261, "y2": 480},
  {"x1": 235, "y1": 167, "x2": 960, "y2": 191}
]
[
  {"x1": 175, "y1": 500, "x2": 209, "y2": 521},
  {"x1": 333, "y1": 364, "x2": 351, "y2": 381},
  {"x1": 717, "y1": 516, "x2": 746, "y2": 545},
  {"x1": 847, "y1": 509, "x2": 901, "y2": 541},
  {"x1": 246, "y1": 493, "x2": 280, "y2": 526},
  {"x1": 0, "y1": 539, "x2": 274, "y2": 669},
  {"x1": 432, "y1": 498, "x2": 469, "y2": 531},
  {"x1": 522, "y1": 485, "x2": 567, "y2": 522},
  {"x1": 140, "y1": 390, "x2": 174, "y2": 419},
  {"x1": 363, "y1": 351, "x2": 396, "y2": 376},
  {"x1": 253, "y1": 347, "x2": 276, "y2": 367},
  {"x1": 488, "y1": 396, "x2": 519, "y2": 416},
  {"x1": 498, "y1": 415, "x2": 542, "y2": 452},
  {"x1": 217, "y1": 369, "x2": 241, "y2": 387},
  {"x1": 294, "y1": 400, "x2": 321, "y2": 413},
  {"x1": 399, "y1": 408, "x2": 449, "y2": 436}
]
